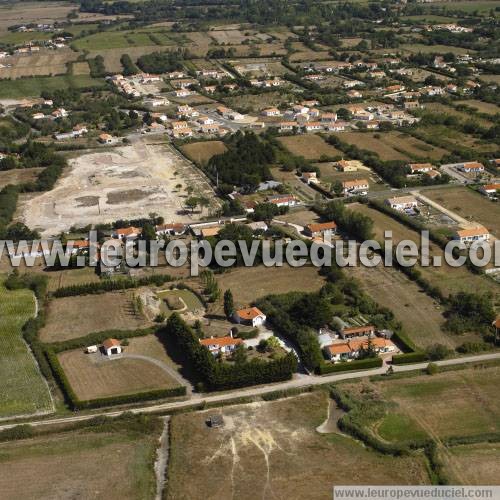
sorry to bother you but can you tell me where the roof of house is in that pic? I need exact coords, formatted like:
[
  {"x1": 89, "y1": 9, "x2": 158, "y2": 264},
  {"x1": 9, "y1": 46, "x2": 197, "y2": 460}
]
[
  {"x1": 386, "y1": 195, "x2": 418, "y2": 205},
  {"x1": 326, "y1": 343, "x2": 351, "y2": 355},
  {"x1": 103, "y1": 338, "x2": 121, "y2": 349},
  {"x1": 456, "y1": 226, "x2": 489, "y2": 238},
  {"x1": 200, "y1": 336, "x2": 243, "y2": 348},
  {"x1": 236, "y1": 307, "x2": 265, "y2": 320},
  {"x1": 482, "y1": 184, "x2": 500, "y2": 192},
  {"x1": 409, "y1": 163, "x2": 433, "y2": 170},
  {"x1": 342, "y1": 325, "x2": 375, "y2": 335},
  {"x1": 267, "y1": 194, "x2": 297, "y2": 204},
  {"x1": 306, "y1": 221, "x2": 337, "y2": 233},
  {"x1": 156, "y1": 223, "x2": 185, "y2": 232},
  {"x1": 349, "y1": 337, "x2": 395, "y2": 352},
  {"x1": 342, "y1": 179, "x2": 369, "y2": 188},
  {"x1": 462, "y1": 161, "x2": 484, "y2": 170},
  {"x1": 68, "y1": 239, "x2": 90, "y2": 248},
  {"x1": 201, "y1": 226, "x2": 221, "y2": 238},
  {"x1": 116, "y1": 226, "x2": 141, "y2": 236}
]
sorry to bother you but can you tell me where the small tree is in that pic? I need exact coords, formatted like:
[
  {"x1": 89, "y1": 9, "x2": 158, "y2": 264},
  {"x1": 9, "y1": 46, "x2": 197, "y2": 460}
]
[
  {"x1": 224, "y1": 289, "x2": 234, "y2": 320},
  {"x1": 426, "y1": 362, "x2": 439, "y2": 375},
  {"x1": 185, "y1": 197, "x2": 198, "y2": 213}
]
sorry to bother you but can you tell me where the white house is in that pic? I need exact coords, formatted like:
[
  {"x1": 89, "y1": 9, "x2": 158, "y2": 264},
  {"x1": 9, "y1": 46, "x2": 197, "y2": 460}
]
[
  {"x1": 408, "y1": 163, "x2": 433, "y2": 175},
  {"x1": 453, "y1": 226, "x2": 490, "y2": 244},
  {"x1": 457, "y1": 162, "x2": 484, "y2": 174},
  {"x1": 301, "y1": 171, "x2": 319, "y2": 184},
  {"x1": 113, "y1": 226, "x2": 142, "y2": 240},
  {"x1": 261, "y1": 107, "x2": 281, "y2": 117},
  {"x1": 342, "y1": 179, "x2": 369, "y2": 195},
  {"x1": 233, "y1": 307, "x2": 267, "y2": 327},
  {"x1": 266, "y1": 194, "x2": 299, "y2": 207},
  {"x1": 103, "y1": 338, "x2": 122, "y2": 356},
  {"x1": 200, "y1": 335, "x2": 243, "y2": 356},
  {"x1": 479, "y1": 184, "x2": 500, "y2": 196},
  {"x1": 385, "y1": 195, "x2": 418, "y2": 211}
]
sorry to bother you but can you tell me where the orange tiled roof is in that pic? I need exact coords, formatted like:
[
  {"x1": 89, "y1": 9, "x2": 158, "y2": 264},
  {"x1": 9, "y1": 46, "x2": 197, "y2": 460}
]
[{"x1": 236, "y1": 307, "x2": 265, "y2": 320}]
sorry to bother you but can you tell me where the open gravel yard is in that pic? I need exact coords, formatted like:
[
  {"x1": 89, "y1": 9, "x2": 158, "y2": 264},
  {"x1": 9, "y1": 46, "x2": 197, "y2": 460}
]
[{"x1": 20, "y1": 139, "x2": 217, "y2": 236}]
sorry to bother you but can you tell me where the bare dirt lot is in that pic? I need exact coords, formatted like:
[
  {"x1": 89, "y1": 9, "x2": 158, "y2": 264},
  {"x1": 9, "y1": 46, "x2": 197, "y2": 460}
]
[
  {"x1": 448, "y1": 443, "x2": 500, "y2": 485},
  {"x1": 215, "y1": 264, "x2": 325, "y2": 310},
  {"x1": 20, "y1": 139, "x2": 217, "y2": 237},
  {"x1": 0, "y1": 167, "x2": 43, "y2": 189},
  {"x1": 40, "y1": 291, "x2": 149, "y2": 342},
  {"x1": 335, "y1": 132, "x2": 446, "y2": 161},
  {"x1": 167, "y1": 392, "x2": 430, "y2": 499},
  {"x1": 180, "y1": 140, "x2": 227, "y2": 165},
  {"x1": 278, "y1": 134, "x2": 343, "y2": 160},
  {"x1": 58, "y1": 349, "x2": 180, "y2": 400},
  {"x1": 0, "y1": 431, "x2": 157, "y2": 500}
]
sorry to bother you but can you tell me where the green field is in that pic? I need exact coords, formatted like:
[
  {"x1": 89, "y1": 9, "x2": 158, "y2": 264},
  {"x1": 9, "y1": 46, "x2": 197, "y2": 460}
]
[
  {"x1": 0, "y1": 280, "x2": 52, "y2": 419},
  {"x1": 0, "y1": 31, "x2": 53, "y2": 44},
  {"x1": 401, "y1": 43, "x2": 474, "y2": 55},
  {"x1": 0, "y1": 422, "x2": 160, "y2": 498},
  {"x1": 0, "y1": 75, "x2": 105, "y2": 99},
  {"x1": 429, "y1": 0, "x2": 500, "y2": 14},
  {"x1": 73, "y1": 27, "x2": 175, "y2": 50}
]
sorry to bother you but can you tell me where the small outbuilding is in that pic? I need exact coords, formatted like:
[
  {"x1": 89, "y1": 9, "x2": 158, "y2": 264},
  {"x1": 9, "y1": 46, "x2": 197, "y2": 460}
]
[
  {"x1": 206, "y1": 415, "x2": 224, "y2": 428},
  {"x1": 102, "y1": 338, "x2": 122, "y2": 356}
]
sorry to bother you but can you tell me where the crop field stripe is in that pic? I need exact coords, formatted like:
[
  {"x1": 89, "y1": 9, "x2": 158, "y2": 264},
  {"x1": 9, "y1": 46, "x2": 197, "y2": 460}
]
[{"x1": 0, "y1": 281, "x2": 53, "y2": 419}]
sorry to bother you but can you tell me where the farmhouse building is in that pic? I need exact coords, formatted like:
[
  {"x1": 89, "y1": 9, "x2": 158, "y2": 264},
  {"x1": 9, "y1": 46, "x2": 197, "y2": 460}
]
[
  {"x1": 453, "y1": 226, "x2": 490, "y2": 244},
  {"x1": 200, "y1": 335, "x2": 243, "y2": 356},
  {"x1": 155, "y1": 223, "x2": 186, "y2": 236},
  {"x1": 340, "y1": 324, "x2": 375, "y2": 340},
  {"x1": 458, "y1": 162, "x2": 485, "y2": 173},
  {"x1": 301, "y1": 171, "x2": 319, "y2": 184},
  {"x1": 480, "y1": 184, "x2": 500, "y2": 196},
  {"x1": 335, "y1": 159, "x2": 362, "y2": 172},
  {"x1": 342, "y1": 179, "x2": 369, "y2": 195},
  {"x1": 103, "y1": 338, "x2": 122, "y2": 356},
  {"x1": 113, "y1": 226, "x2": 142, "y2": 240},
  {"x1": 233, "y1": 307, "x2": 267, "y2": 327},
  {"x1": 324, "y1": 337, "x2": 396, "y2": 363},
  {"x1": 385, "y1": 195, "x2": 418, "y2": 211},
  {"x1": 98, "y1": 133, "x2": 113, "y2": 144},
  {"x1": 304, "y1": 221, "x2": 337, "y2": 238},
  {"x1": 266, "y1": 194, "x2": 299, "y2": 207},
  {"x1": 408, "y1": 163, "x2": 433, "y2": 174}
]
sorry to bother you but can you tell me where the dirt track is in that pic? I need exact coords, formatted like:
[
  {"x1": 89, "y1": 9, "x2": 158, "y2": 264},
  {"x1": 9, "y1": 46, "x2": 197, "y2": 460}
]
[{"x1": 20, "y1": 139, "x2": 217, "y2": 236}]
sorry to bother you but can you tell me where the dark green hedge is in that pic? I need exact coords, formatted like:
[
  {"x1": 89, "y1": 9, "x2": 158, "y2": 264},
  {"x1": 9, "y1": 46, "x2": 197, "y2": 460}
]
[
  {"x1": 318, "y1": 357, "x2": 383, "y2": 374},
  {"x1": 392, "y1": 352, "x2": 428, "y2": 365},
  {"x1": 45, "y1": 348, "x2": 186, "y2": 410}
]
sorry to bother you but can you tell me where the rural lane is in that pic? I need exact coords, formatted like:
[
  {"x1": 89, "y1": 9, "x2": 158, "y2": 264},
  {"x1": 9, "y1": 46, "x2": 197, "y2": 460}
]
[{"x1": 0, "y1": 352, "x2": 499, "y2": 432}]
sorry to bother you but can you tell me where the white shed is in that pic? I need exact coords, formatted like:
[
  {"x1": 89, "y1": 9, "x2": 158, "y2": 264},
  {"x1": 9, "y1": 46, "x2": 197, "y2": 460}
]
[{"x1": 102, "y1": 338, "x2": 122, "y2": 356}]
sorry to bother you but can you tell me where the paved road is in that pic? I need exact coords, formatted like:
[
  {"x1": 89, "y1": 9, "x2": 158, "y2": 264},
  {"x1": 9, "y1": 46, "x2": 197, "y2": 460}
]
[{"x1": 0, "y1": 352, "x2": 498, "y2": 432}]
